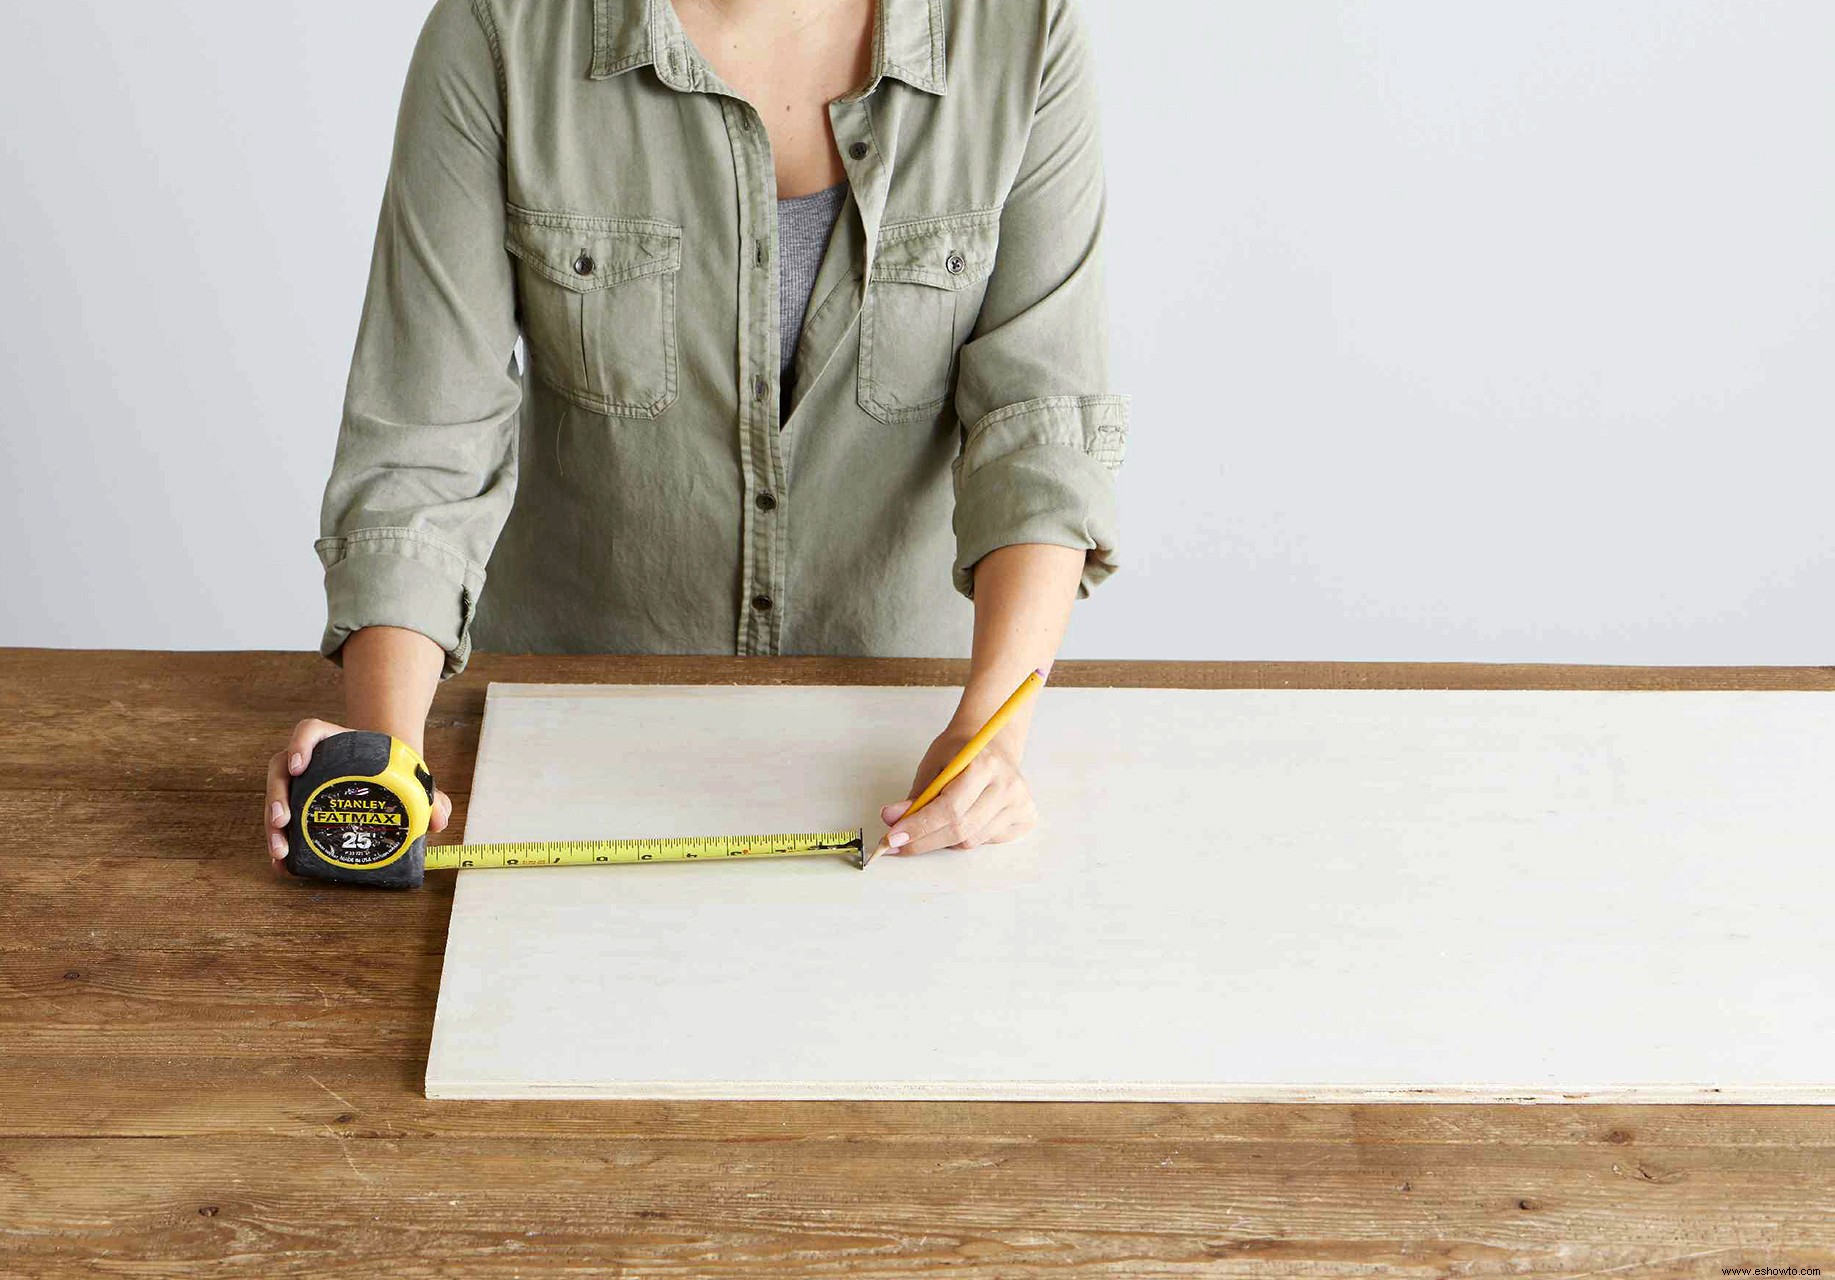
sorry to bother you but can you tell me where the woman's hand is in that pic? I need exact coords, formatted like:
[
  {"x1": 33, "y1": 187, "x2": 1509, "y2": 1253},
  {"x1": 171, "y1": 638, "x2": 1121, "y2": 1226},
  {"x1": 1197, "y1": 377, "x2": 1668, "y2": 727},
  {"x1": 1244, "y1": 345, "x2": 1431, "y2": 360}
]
[
  {"x1": 875, "y1": 541, "x2": 1079, "y2": 859},
  {"x1": 262, "y1": 717, "x2": 452, "y2": 876},
  {"x1": 266, "y1": 626, "x2": 450, "y2": 876},
  {"x1": 878, "y1": 727, "x2": 1038, "y2": 856}
]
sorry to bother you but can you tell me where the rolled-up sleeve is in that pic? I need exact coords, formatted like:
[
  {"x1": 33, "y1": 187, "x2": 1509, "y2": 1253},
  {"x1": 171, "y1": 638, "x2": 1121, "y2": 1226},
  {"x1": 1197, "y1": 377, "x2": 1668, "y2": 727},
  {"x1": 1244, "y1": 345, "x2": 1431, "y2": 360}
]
[
  {"x1": 315, "y1": 0, "x2": 521, "y2": 678},
  {"x1": 949, "y1": 0, "x2": 1129, "y2": 600}
]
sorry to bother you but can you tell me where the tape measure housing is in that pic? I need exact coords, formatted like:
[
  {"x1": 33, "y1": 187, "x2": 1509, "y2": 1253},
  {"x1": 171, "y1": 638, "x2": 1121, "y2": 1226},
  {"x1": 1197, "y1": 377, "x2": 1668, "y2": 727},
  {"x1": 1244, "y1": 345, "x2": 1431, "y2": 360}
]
[{"x1": 285, "y1": 732, "x2": 435, "y2": 889}]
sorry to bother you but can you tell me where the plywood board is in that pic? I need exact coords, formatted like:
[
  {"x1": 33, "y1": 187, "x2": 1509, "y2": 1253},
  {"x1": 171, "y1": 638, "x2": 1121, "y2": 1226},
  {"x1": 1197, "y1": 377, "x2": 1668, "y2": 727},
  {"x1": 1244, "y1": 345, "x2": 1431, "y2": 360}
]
[{"x1": 426, "y1": 684, "x2": 1835, "y2": 1101}]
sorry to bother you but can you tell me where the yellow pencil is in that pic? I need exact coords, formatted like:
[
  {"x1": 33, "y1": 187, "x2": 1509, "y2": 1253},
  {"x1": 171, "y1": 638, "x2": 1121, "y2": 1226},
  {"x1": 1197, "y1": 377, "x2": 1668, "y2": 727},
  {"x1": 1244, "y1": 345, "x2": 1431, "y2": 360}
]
[{"x1": 864, "y1": 664, "x2": 1051, "y2": 867}]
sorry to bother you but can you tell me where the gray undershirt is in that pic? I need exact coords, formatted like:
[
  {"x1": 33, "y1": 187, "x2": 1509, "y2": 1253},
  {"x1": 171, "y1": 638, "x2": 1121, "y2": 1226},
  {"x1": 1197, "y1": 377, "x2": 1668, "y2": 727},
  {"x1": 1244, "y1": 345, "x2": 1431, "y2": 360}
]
[{"x1": 777, "y1": 178, "x2": 848, "y2": 417}]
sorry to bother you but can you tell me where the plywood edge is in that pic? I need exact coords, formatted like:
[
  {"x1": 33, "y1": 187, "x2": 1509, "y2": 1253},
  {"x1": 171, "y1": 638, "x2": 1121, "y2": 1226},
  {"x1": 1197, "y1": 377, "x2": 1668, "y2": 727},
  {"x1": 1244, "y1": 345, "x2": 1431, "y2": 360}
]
[
  {"x1": 422, "y1": 1078, "x2": 1835, "y2": 1104},
  {"x1": 477, "y1": 681, "x2": 1835, "y2": 701},
  {"x1": 481, "y1": 681, "x2": 770, "y2": 701}
]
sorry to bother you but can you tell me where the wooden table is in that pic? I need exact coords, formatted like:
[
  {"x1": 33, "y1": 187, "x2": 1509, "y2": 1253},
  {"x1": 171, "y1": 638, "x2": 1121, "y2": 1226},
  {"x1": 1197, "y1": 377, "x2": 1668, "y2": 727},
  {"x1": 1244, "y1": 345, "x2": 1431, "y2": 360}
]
[{"x1": 4, "y1": 650, "x2": 1832, "y2": 1278}]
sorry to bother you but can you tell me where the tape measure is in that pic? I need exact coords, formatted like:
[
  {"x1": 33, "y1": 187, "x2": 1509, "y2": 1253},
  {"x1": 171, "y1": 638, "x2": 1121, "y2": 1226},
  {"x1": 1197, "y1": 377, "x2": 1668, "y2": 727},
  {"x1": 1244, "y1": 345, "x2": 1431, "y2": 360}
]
[
  {"x1": 283, "y1": 730, "x2": 865, "y2": 889},
  {"x1": 425, "y1": 832, "x2": 866, "y2": 872}
]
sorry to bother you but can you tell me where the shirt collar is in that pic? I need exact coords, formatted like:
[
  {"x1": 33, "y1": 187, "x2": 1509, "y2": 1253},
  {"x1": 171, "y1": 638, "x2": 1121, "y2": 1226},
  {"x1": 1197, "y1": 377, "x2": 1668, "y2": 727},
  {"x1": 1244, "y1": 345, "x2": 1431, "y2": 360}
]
[{"x1": 590, "y1": 0, "x2": 947, "y2": 97}]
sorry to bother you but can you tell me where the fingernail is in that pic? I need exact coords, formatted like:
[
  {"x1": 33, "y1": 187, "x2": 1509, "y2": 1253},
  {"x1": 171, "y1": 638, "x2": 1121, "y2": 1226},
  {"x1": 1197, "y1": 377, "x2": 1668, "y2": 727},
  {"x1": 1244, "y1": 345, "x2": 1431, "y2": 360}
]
[
  {"x1": 888, "y1": 831, "x2": 909, "y2": 848},
  {"x1": 289, "y1": 753, "x2": 304, "y2": 774},
  {"x1": 270, "y1": 802, "x2": 285, "y2": 826},
  {"x1": 269, "y1": 832, "x2": 287, "y2": 857}
]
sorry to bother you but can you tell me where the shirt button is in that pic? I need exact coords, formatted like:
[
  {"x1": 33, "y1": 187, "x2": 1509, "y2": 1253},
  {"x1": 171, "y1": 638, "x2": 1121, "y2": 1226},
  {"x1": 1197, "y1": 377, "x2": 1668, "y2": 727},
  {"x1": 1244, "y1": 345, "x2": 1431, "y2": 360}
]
[
  {"x1": 751, "y1": 593, "x2": 774, "y2": 612},
  {"x1": 944, "y1": 250, "x2": 966, "y2": 275},
  {"x1": 753, "y1": 375, "x2": 768, "y2": 401},
  {"x1": 755, "y1": 491, "x2": 777, "y2": 511},
  {"x1": 573, "y1": 254, "x2": 594, "y2": 276},
  {"x1": 848, "y1": 141, "x2": 869, "y2": 160}
]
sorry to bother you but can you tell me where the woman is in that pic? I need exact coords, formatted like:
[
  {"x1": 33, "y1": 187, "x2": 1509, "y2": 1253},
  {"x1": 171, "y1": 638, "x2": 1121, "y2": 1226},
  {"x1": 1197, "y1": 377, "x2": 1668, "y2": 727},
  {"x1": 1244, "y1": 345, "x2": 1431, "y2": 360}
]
[{"x1": 262, "y1": 0, "x2": 1129, "y2": 864}]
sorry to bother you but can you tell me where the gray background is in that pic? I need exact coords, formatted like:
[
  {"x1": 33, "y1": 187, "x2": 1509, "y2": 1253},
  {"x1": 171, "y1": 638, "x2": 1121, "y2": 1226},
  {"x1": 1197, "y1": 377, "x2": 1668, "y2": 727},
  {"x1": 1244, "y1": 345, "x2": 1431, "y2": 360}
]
[{"x1": 2, "y1": 1, "x2": 1830, "y2": 662}]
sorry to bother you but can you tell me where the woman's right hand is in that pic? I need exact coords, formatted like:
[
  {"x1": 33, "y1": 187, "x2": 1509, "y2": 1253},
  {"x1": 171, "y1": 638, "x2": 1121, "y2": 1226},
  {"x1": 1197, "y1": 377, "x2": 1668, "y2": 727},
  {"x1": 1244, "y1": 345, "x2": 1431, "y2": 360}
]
[{"x1": 263, "y1": 717, "x2": 453, "y2": 875}]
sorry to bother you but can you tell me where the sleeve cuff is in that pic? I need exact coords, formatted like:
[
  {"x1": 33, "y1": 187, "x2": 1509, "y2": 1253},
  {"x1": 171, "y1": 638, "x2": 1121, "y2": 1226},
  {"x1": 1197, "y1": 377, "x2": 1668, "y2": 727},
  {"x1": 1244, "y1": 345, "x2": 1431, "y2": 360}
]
[
  {"x1": 315, "y1": 528, "x2": 485, "y2": 679},
  {"x1": 950, "y1": 394, "x2": 1129, "y2": 599}
]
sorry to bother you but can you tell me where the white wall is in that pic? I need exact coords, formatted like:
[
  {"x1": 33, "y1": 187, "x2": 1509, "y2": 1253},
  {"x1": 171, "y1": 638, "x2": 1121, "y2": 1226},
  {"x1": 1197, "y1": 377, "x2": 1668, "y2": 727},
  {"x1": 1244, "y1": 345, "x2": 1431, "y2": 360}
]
[{"x1": 2, "y1": 1, "x2": 1830, "y2": 662}]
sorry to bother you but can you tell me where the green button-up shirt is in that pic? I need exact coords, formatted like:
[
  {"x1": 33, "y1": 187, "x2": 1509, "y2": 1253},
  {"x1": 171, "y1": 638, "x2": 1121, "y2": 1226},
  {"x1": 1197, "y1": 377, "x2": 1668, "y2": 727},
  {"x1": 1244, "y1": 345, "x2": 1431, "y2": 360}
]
[{"x1": 317, "y1": 0, "x2": 1129, "y2": 676}]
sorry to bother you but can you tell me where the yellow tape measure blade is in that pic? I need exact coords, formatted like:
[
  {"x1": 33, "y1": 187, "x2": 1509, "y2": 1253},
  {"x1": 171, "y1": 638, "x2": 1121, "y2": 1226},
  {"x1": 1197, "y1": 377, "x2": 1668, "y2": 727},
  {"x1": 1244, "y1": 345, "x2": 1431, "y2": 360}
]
[{"x1": 423, "y1": 828, "x2": 865, "y2": 872}]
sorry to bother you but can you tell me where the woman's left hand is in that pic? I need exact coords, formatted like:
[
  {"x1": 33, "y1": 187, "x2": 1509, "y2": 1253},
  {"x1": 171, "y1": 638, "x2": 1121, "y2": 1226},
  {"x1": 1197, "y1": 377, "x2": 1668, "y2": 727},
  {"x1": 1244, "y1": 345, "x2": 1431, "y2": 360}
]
[{"x1": 879, "y1": 728, "x2": 1038, "y2": 856}]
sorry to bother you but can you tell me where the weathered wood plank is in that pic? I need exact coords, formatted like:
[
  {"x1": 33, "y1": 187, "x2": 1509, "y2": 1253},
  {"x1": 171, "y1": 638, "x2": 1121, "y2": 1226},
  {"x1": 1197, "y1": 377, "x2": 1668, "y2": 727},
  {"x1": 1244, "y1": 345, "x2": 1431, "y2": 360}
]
[
  {"x1": 0, "y1": 1136, "x2": 1829, "y2": 1279},
  {"x1": 8, "y1": 1055, "x2": 1835, "y2": 1148},
  {"x1": 3, "y1": 647, "x2": 1830, "y2": 694},
  {"x1": 3, "y1": 650, "x2": 1829, "y2": 792},
  {"x1": 0, "y1": 859, "x2": 454, "y2": 952},
  {"x1": 0, "y1": 945, "x2": 440, "y2": 1057}
]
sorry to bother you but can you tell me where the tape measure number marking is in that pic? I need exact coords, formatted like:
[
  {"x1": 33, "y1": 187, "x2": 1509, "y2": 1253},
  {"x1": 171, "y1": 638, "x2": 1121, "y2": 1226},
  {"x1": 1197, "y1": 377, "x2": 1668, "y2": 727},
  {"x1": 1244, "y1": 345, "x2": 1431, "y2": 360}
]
[{"x1": 424, "y1": 829, "x2": 865, "y2": 872}]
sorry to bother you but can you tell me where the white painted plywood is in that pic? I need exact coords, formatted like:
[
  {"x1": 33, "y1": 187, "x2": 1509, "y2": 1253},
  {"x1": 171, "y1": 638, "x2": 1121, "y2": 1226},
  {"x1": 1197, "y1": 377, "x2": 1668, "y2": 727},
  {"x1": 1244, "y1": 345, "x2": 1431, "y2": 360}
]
[{"x1": 426, "y1": 684, "x2": 1835, "y2": 1101}]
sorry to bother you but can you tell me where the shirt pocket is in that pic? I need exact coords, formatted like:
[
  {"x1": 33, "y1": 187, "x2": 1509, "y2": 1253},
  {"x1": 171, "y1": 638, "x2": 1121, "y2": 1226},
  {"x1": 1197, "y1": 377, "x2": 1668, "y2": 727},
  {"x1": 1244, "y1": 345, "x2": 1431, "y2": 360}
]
[
  {"x1": 504, "y1": 204, "x2": 683, "y2": 420},
  {"x1": 857, "y1": 207, "x2": 1001, "y2": 425}
]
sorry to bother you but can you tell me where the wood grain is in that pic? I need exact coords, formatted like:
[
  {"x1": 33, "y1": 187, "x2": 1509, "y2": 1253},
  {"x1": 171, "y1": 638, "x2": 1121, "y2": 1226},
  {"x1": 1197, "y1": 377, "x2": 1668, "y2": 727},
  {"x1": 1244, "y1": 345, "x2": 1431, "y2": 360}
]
[
  {"x1": 2, "y1": 650, "x2": 1832, "y2": 1276},
  {"x1": 3, "y1": 1134, "x2": 1831, "y2": 1279},
  {"x1": 11, "y1": 1055, "x2": 1835, "y2": 1145}
]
